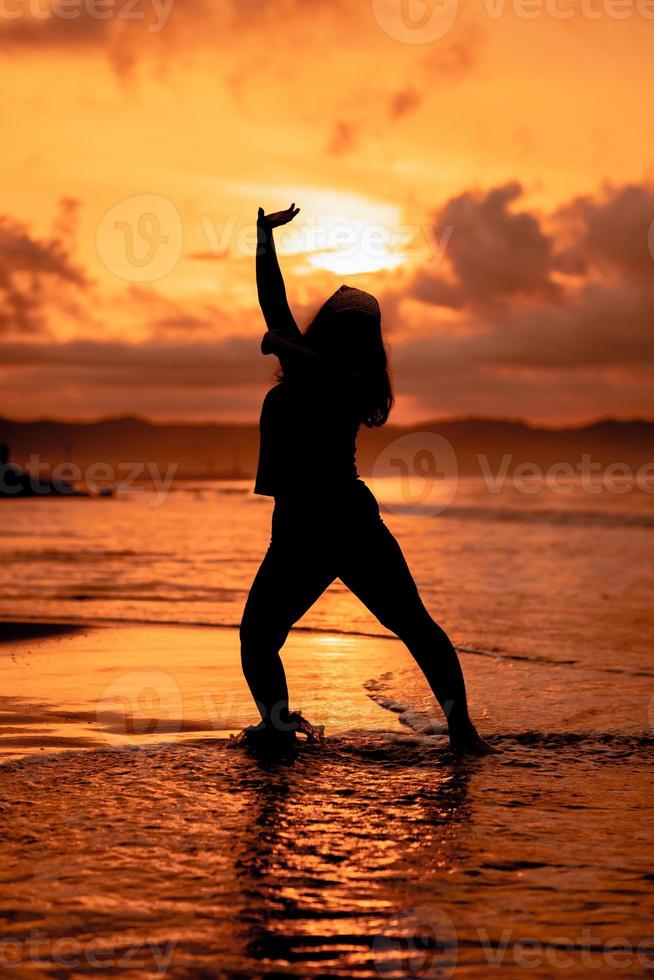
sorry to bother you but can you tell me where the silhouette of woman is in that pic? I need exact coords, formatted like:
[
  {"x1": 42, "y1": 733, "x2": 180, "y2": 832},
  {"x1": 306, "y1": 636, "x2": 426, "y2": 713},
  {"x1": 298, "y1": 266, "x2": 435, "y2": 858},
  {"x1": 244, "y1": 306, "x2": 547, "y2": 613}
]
[{"x1": 239, "y1": 203, "x2": 491, "y2": 755}]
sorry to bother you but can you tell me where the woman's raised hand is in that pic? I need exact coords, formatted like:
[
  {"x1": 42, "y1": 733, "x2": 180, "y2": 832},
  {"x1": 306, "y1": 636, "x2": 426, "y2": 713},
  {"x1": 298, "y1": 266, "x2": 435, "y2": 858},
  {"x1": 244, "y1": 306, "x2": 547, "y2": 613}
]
[{"x1": 257, "y1": 203, "x2": 300, "y2": 229}]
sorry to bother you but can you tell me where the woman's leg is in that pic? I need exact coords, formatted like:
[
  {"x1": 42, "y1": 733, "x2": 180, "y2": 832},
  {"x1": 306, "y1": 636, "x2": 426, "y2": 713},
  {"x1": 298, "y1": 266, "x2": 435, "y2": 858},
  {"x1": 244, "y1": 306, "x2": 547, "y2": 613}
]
[
  {"x1": 240, "y1": 521, "x2": 335, "y2": 730},
  {"x1": 338, "y1": 502, "x2": 487, "y2": 751}
]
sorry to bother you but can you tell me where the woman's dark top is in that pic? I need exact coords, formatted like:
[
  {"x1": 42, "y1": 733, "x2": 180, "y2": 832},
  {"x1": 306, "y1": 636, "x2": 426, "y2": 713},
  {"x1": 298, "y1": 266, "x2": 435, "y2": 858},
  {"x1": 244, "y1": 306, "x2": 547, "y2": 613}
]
[{"x1": 254, "y1": 377, "x2": 360, "y2": 498}]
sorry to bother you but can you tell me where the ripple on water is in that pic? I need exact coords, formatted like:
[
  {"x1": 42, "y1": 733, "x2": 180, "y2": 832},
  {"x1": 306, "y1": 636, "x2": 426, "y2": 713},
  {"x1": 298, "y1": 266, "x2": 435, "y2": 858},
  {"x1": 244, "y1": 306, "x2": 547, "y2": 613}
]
[{"x1": 1, "y1": 732, "x2": 653, "y2": 978}]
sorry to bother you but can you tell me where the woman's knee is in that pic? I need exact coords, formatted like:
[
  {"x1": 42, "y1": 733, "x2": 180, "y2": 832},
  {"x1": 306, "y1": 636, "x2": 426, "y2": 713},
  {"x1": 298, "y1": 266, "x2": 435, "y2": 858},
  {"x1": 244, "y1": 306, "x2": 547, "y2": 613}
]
[
  {"x1": 386, "y1": 604, "x2": 450, "y2": 650},
  {"x1": 239, "y1": 611, "x2": 287, "y2": 658}
]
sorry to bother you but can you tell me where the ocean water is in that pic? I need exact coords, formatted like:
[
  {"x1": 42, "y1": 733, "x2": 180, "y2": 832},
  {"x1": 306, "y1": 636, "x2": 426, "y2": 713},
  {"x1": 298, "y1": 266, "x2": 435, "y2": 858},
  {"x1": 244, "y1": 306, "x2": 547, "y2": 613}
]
[
  {"x1": 1, "y1": 477, "x2": 653, "y2": 978},
  {"x1": 1, "y1": 475, "x2": 653, "y2": 677},
  {"x1": 1, "y1": 475, "x2": 653, "y2": 739},
  {"x1": 2, "y1": 731, "x2": 652, "y2": 978}
]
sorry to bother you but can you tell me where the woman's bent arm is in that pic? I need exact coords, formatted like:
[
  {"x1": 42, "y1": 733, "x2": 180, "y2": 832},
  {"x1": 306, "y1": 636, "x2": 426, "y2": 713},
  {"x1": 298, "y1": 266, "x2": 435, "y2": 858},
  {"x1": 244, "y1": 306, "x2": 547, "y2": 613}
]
[{"x1": 261, "y1": 330, "x2": 358, "y2": 382}]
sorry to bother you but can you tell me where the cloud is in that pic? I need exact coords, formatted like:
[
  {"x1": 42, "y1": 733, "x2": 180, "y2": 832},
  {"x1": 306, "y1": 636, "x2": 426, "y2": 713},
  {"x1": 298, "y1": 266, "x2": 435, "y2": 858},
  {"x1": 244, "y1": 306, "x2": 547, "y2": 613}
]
[
  {"x1": 422, "y1": 32, "x2": 483, "y2": 79},
  {"x1": 412, "y1": 182, "x2": 558, "y2": 311},
  {"x1": 326, "y1": 121, "x2": 359, "y2": 158},
  {"x1": 121, "y1": 286, "x2": 239, "y2": 341},
  {"x1": 554, "y1": 182, "x2": 654, "y2": 282},
  {"x1": 394, "y1": 278, "x2": 654, "y2": 378},
  {"x1": 387, "y1": 180, "x2": 654, "y2": 419},
  {"x1": 0, "y1": 0, "x2": 350, "y2": 81},
  {"x1": 2, "y1": 180, "x2": 653, "y2": 423},
  {"x1": 0, "y1": 8, "x2": 113, "y2": 48},
  {"x1": 390, "y1": 337, "x2": 653, "y2": 421},
  {"x1": 0, "y1": 336, "x2": 270, "y2": 388},
  {"x1": 0, "y1": 0, "x2": 480, "y2": 96},
  {"x1": 187, "y1": 251, "x2": 229, "y2": 262},
  {"x1": 388, "y1": 88, "x2": 422, "y2": 119},
  {"x1": 0, "y1": 0, "x2": 212, "y2": 81},
  {"x1": 0, "y1": 207, "x2": 89, "y2": 335}
]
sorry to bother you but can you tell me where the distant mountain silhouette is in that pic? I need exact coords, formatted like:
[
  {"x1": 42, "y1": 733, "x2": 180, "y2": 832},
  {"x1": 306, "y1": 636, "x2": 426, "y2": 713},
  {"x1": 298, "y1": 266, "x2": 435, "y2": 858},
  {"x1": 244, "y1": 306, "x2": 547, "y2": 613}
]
[{"x1": 0, "y1": 415, "x2": 652, "y2": 480}]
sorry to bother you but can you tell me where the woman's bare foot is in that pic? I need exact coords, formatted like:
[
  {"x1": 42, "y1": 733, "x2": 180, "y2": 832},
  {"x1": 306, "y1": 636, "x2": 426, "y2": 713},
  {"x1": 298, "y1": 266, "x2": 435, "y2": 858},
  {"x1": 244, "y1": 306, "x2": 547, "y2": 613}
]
[
  {"x1": 227, "y1": 711, "x2": 324, "y2": 751},
  {"x1": 449, "y1": 721, "x2": 498, "y2": 756}
]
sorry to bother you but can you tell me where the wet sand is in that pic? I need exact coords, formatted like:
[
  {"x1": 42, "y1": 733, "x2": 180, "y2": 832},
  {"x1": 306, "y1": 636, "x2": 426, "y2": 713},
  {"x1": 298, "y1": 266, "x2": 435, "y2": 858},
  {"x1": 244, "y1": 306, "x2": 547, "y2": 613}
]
[
  {"x1": 0, "y1": 620, "x2": 415, "y2": 759},
  {"x1": 1, "y1": 621, "x2": 653, "y2": 978}
]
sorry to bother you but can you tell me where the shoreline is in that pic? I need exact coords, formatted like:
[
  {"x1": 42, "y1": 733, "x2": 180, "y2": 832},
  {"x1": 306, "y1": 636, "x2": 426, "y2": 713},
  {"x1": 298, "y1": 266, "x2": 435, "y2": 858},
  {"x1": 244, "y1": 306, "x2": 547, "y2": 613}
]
[
  {"x1": 2, "y1": 617, "x2": 652, "y2": 766},
  {"x1": 0, "y1": 618, "x2": 412, "y2": 763},
  {"x1": 4, "y1": 615, "x2": 651, "y2": 677}
]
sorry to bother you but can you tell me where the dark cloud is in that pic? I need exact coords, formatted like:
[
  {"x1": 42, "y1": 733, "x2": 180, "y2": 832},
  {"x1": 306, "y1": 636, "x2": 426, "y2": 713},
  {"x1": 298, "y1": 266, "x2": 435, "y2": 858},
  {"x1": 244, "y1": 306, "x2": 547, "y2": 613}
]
[
  {"x1": 0, "y1": 0, "x2": 479, "y2": 99},
  {"x1": 188, "y1": 251, "x2": 229, "y2": 262},
  {"x1": 391, "y1": 336, "x2": 653, "y2": 421},
  {"x1": 554, "y1": 183, "x2": 654, "y2": 282},
  {"x1": 0, "y1": 9, "x2": 112, "y2": 47},
  {"x1": 394, "y1": 180, "x2": 654, "y2": 418},
  {"x1": 326, "y1": 121, "x2": 359, "y2": 158},
  {"x1": 0, "y1": 0, "x2": 349, "y2": 80},
  {"x1": 0, "y1": 336, "x2": 269, "y2": 388},
  {"x1": 388, "y1": 88, "x2": 422, "y2": 119},
  {"x1": 0, "y1": 208, "x2": 89, "y2": 335},
  {"x1": 422, "y1": 31, "x2": 483, "y2": 80},
  {"x1": 412, "y1": 182, "x2": 558, "y2": 311},
  {"x1": 0, "y1": 1, "x2": 172, "y2": 80},
  {"x1": 394, "y1": 278, "x2": 654, "y2": 378}
]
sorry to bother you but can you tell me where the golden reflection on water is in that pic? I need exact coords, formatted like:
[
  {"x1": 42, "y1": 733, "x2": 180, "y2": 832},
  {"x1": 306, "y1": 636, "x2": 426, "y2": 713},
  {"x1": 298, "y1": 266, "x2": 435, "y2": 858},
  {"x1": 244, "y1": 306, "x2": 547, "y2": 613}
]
[
  {"x1": 230, "y1": 748, "x2": 471, "y2": 974},
  {"x1": 1, "y1": 733, "x2": 653, "y2": 977}
]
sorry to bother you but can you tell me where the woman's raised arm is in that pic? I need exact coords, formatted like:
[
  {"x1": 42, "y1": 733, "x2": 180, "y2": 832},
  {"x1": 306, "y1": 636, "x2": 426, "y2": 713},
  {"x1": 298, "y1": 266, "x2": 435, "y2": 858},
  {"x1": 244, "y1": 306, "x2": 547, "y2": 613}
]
[{"x1": 256, "y1": 204, "x2": 302, "y2": 344}]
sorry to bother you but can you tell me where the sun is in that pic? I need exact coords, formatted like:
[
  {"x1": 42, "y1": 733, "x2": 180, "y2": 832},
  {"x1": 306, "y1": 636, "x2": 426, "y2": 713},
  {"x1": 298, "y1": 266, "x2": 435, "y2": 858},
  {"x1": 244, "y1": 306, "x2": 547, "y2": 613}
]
[
  {"x1": 297, "y1": 189, "x2": 407, "y2": 275},
  {"x1": 231, "y1": 183, "x2": 412, "y2": 276}
]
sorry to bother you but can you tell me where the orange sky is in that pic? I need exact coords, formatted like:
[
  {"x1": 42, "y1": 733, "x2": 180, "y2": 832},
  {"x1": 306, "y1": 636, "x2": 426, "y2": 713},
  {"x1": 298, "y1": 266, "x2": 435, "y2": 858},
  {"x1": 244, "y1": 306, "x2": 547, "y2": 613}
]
[{"x1": 1, "y1": 0, "x2": 653, "y2": 423}]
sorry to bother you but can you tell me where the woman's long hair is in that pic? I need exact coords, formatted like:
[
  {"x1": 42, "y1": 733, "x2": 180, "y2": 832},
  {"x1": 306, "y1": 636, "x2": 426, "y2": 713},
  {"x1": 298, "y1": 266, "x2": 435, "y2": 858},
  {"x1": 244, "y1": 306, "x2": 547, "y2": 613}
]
[{"x1": 293, "y1": 301, "x2": 394, "y2": 428}]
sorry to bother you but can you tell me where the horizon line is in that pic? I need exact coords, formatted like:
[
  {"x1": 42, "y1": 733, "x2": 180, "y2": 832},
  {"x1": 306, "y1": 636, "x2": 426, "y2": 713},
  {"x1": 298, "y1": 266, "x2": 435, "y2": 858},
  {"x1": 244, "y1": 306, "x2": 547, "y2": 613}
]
[{"x1": 2, "y1": 413, "x2": 654, "y2": 432}]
